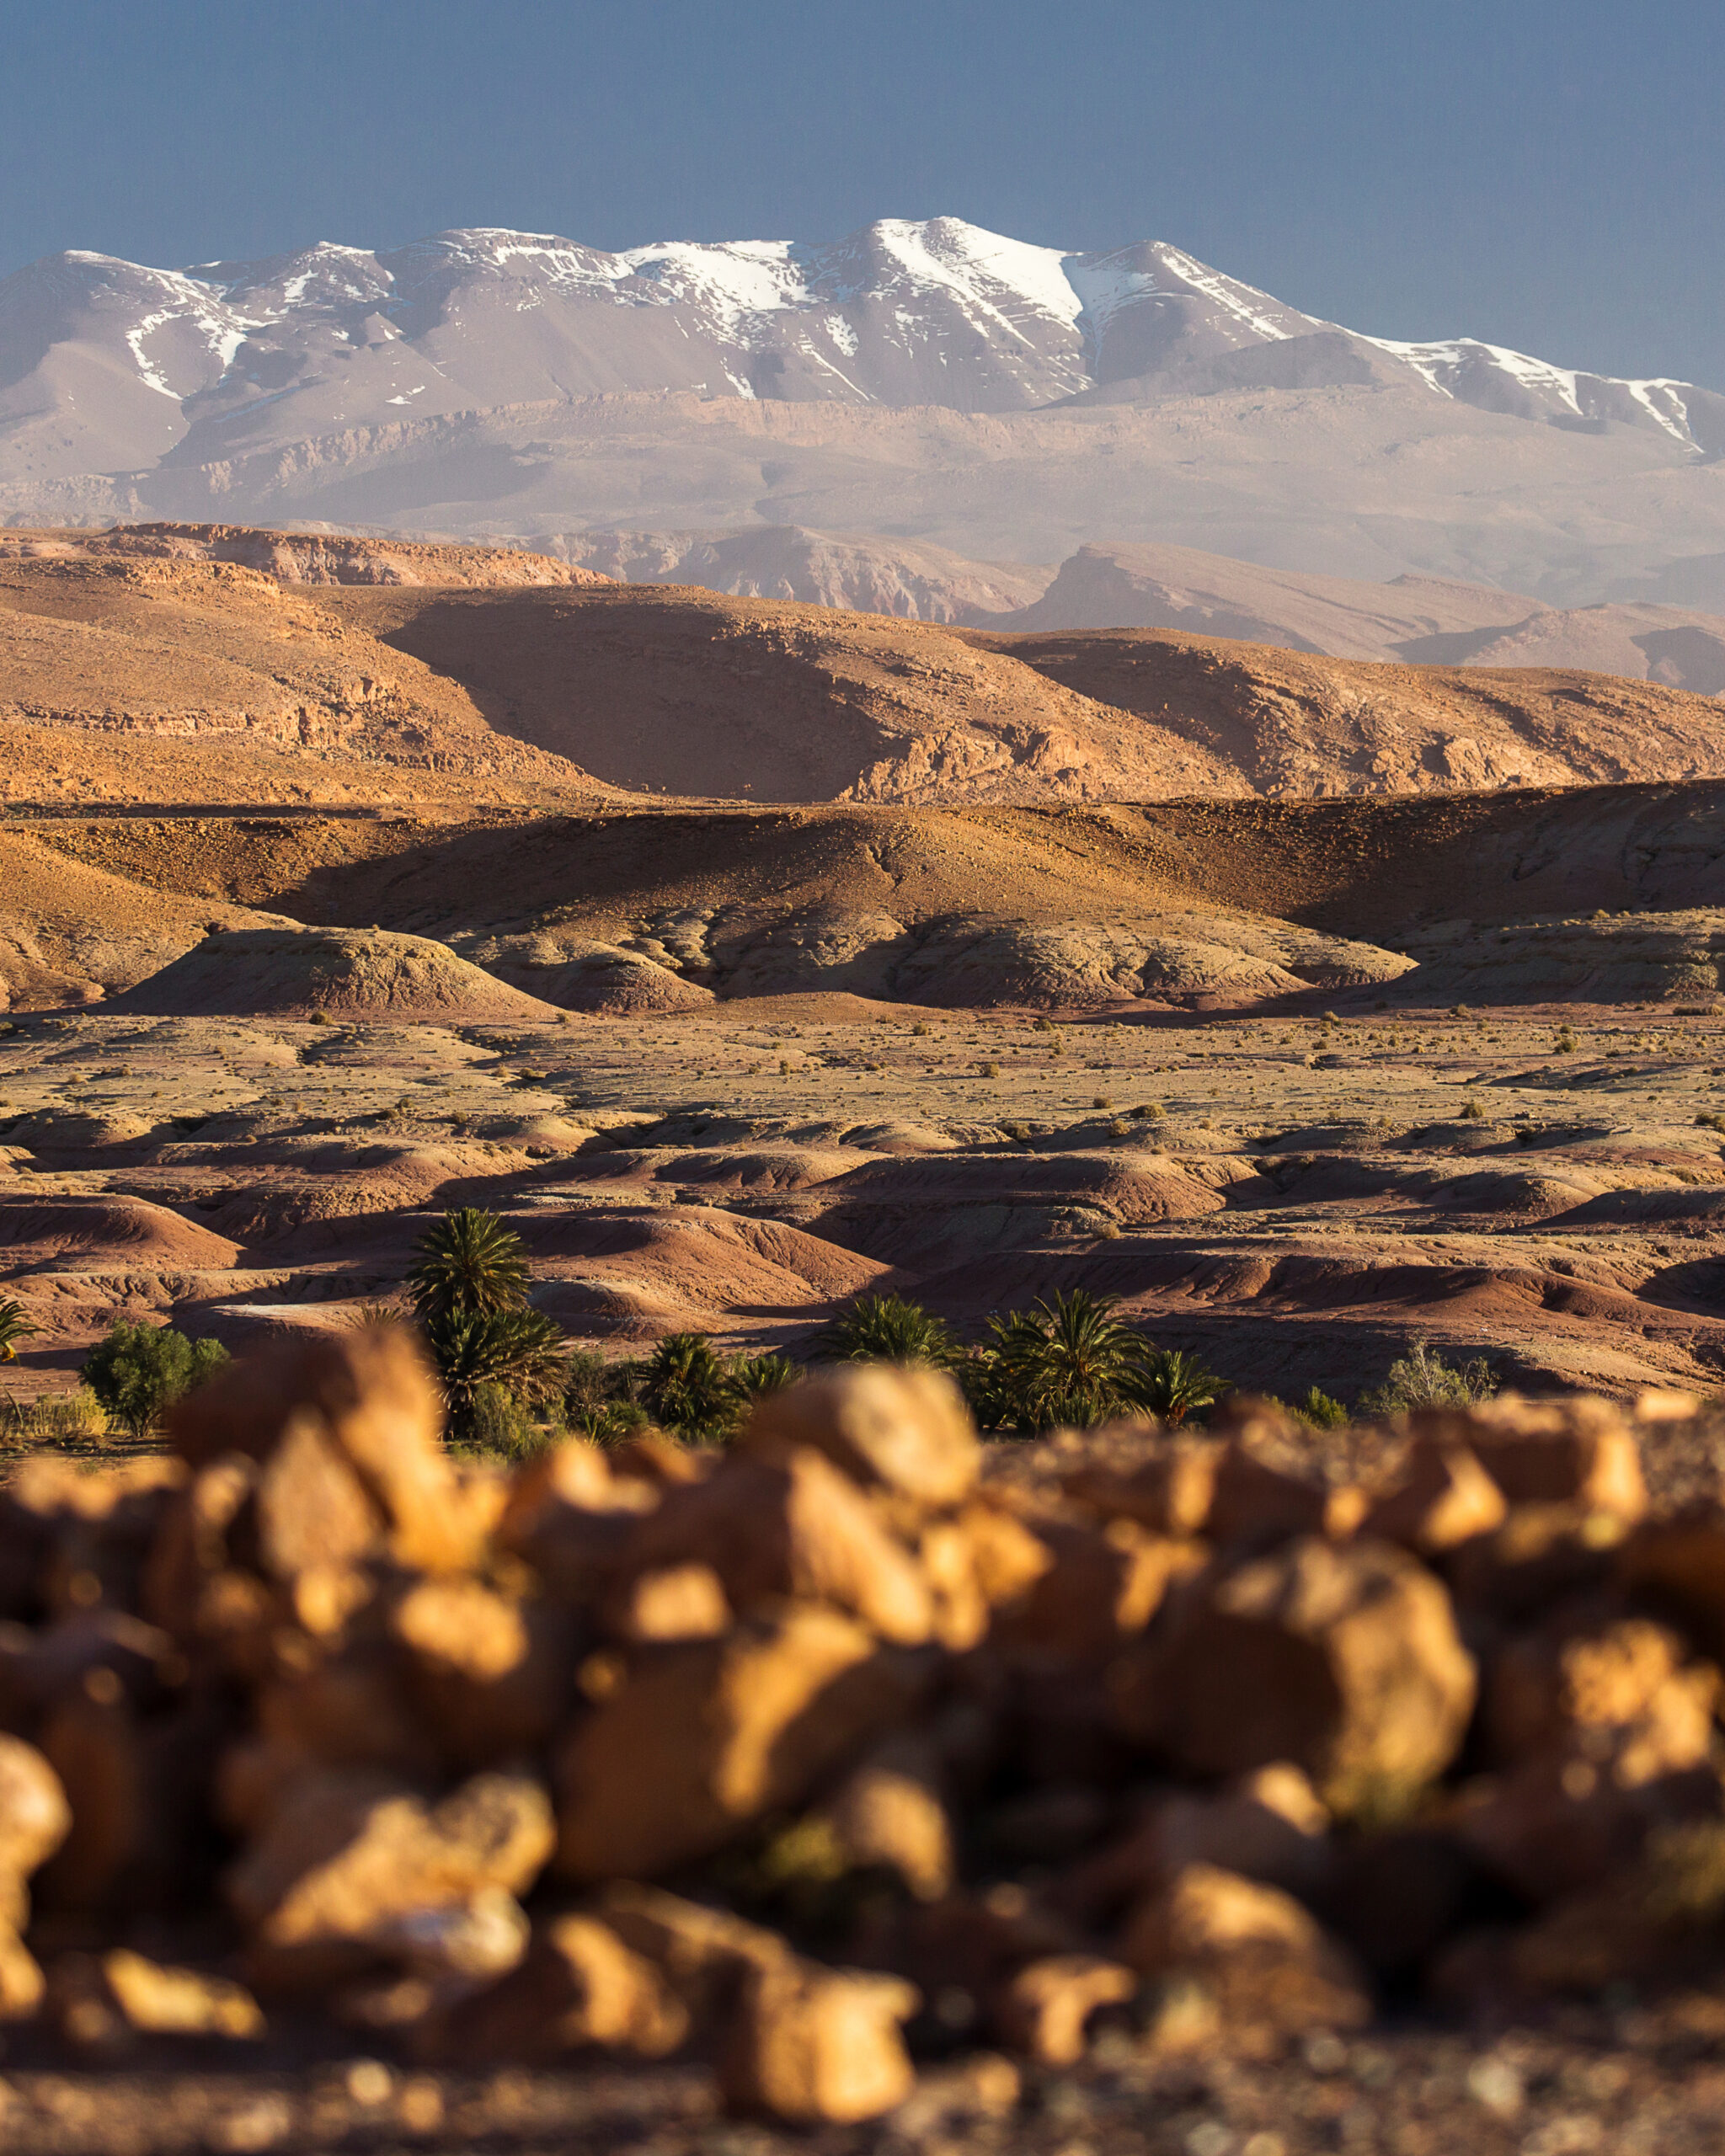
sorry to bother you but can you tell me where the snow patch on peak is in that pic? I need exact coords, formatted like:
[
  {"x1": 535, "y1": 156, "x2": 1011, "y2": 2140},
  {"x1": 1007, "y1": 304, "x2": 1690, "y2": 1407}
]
[
  {"x1": 1368, "y1": 335, "x2": 1583, "y2": 414},
  {"x1": 1065, "y1": 251, "x2": 1162, "y2": 339},
  {"x1": 863, "y1": 217, "x2": 1084, "y2": 332},
  {"x1": 1151, "y1": 246, "x2": 1300, "y2": 343},
  {"x1": 617, "y1": 239, "x2": 812, "y2": 332}
]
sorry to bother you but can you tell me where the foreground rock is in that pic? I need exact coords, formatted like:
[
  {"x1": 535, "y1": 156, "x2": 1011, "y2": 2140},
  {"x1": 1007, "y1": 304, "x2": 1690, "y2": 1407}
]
[{"x1": 6, "y1": 1340, "x2": 1725, "y2": 2120}]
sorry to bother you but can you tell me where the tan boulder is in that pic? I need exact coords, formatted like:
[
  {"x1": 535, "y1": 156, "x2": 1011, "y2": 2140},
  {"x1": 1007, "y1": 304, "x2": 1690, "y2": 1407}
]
[
  {"x1": 1, "y1": 1456, "x2": 185, "y2": 1626},
  {"x1": 815, "y1": 1734, "x2": 955, "y2": 1902},
  {"x1": 1362, "y1": 1438, "x2": 1507, "y2": 1554},
  {"x1": 95, "y1": 1948, "x2": 264, "y2": 2039},
  {"x1": 607, "y1": 1561, "x2": 732, "y2": 1642},
  {"x1": 1119, "y1": 1537, "x2": 1476, "y2": 1816},
  {"x1": 598, "y1": 1880, "x2": 792, "y2": 2011},
  {"x1": 994, "y1": 1518, "x2": 1204, "y2": 1664},
  {"x1": 1486, "y1": 1607, "x2": 1717, "y2": 1781},
  {"x1": 616, "y1": 1444, "x2": 934, "y2": 1644},
  {"x1": 34, "y1": 1679, "x2": 149, "y2": 1912},
  {"x1": 1438, "y1": 1397, "x2": 1647, "y2": 1523},
  {"x1": 1447, "y1": 1500, "x2": 1631, "y2": 1623},
  {"x1": 1062, "y1": 1438, "x2": 1218, "y2": 1538},
  {"x1": 1619, "y1": 1508, "x2": 1725, "y2": 1660},
  {"x1": 744, "y1": 1366, "x2": 980, "y2": 1513},
  {"x1": 719, "y1": 1955, "x2": 920, "y2": 2124},
  {"x1": 992, "y1": 1952, "x2": 1137, "y2": 2066},
  {"x1": 0, "y1": 1734, "x2": 72, "y2": 1914},
  {"x1": 555, "y1": 1605, "x2": 927, "y2": 1881},
  {"x1": 168, "y1": 1328, "x2": 478, "y2": 1573},
  {"x1": 1118, "y1": 1862, "x2": 1371, "y2": 2034},
  {"x1": 252, "y1": 1645, "x2": 442, "y2": 1784},
  {"x1": 496, "y1": 1440, "x2": 660, "y2": 1604},
  {"x1": 1207, "y1": 1446, "x2": 1367, "y2": 1548},
  {"x1": 1455, "y1": 1752, "x2": 1720, "y2": 1904},
  {"x1": 389, "y1": 1577, "x2": 575, "y2": 1762},
  {"x1": 0, "y1": 1921, "x2": 45, "y2": 2020},
  {"x1": 1506, "y1": 1818, "x2": 1725, "y2": 1993},
  {"x1": 365, "y1": 1884, "x2": 533, "y2": 1983},
  {"x1": 1065, "y1": 1764, "x2": 1332, "y2": 1921},
  {"x1": 254, "y1": 1414, "x2": 382, "y2": 1581},
  {"x1": 861, "y1": 1886, "x2": 1079, "y2": 2026},
  {"x1": 455, "y1": 1912, "x2": 689, "y2": 2061},
  {"x1": 142, "y1": 1456, "x2": 280, "y2": 1673},
  {"x1": 227, "y1": 1767, "x2": 554, "y2": 1988},
  {"x1": 917, "y1": 1501, "x2": 1055, "y2": 1651}
]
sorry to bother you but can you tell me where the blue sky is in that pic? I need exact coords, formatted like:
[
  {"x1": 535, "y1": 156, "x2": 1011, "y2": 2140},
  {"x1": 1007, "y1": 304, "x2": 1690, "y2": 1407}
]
[{"x1": 4, "y1": 0, "x2": 1721, "y2": 387}]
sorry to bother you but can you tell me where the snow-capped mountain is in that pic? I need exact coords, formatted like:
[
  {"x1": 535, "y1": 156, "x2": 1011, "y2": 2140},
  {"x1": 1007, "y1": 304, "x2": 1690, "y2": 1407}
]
[
  {"x1": 3, "y1": 216, "x2": 1719, "y2": 467},
  {"x1": 2, "y1": 217, "x2": 1722, "y2": 603}
]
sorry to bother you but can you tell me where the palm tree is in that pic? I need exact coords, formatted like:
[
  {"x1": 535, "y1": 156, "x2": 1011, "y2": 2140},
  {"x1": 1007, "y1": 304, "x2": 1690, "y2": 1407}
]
[
  {"x1": 731, "y1": 1350, "x2": 798, "y2": 1401},
  {"x1": 425, "y1": 1305, "x2": 568, "y2": 1436},
  {"x1": 644, "y1": 1332, "x2": 742, "y2": 1444},
  {"x1": 406, "y1": 1208, "x2": 531, "y2": 1326},
  {"x1": 0, "y1": 1298, "x2": 38, "y2": 1366},
  {"x1": 1138, "y1": 1348, "x2": 1225, "y2": 1427},
  {"x1": 406, "y1": 1207, "x2": 566, "y2": 1439},
  {"x1": 820, "y1": 1293, "x2": 959, "y2": 1369},
  {"x1": 989, "y1": 1288, "x2": 1152, "y2": 1431}
]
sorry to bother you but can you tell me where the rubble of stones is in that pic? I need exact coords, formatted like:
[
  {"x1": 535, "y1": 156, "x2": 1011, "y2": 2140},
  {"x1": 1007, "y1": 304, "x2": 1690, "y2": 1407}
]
[{"x1": 3, "y1": 1334, "x2": 1725, "y2": 2127}]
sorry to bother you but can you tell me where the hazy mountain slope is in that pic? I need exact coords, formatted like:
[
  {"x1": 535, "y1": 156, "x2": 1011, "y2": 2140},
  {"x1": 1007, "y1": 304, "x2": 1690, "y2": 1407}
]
[
  {"x1": 975, "y1": 541, "x2": 1725, "y2": 691},
  {"x1": 3, "y1": 220, "x2": 1725, "y2": 600},
  {"x1": 564, "y1": 526, "x2": 1050, "y2": 621}
]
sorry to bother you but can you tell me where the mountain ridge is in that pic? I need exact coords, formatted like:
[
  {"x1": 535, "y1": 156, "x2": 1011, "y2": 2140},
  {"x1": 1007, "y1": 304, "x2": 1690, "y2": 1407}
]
[
  {"x1": 5, "y1": 218, "x2": 1725, "y2": 604},
  {"x1": 5, "y1": 216, "x2": 1719, "y2": 450}
]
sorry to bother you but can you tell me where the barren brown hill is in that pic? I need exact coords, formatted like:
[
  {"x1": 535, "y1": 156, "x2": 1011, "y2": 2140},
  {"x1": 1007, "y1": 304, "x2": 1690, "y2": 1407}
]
[
  {"x1": 0, "y1": 538, "x2": 616, "y2": 809},
  {"x1": 0, "y1": 520, "x2": 610, "y2": 587},
  {"x1": 15, "y1": 782, "x2": 1725, "y2": 1013},
  {"x1": 980, "y1": 538, "x2": 1725, "y2": 691},
  {"x1": 323, "y1": 578, "x2": 1725, "y2": 804},
  {"x1": 955, "y1": 625, "x2": 1725, "y2": 794},
  {"x1": 4, "y1": 525, "x2": 1725, "y2": 809}
]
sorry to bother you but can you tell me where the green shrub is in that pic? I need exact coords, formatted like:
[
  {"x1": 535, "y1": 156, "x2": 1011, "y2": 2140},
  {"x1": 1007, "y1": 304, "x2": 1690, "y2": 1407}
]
[
  {"x1": 731, "y1": 1350, "x2": 798, "y2": 1401},
  {"x1": 1292, "y1": 1385, "x2": 1349, "y2": 1429},
  {"x1": 1359, "y1": 1338, "x2": 1496, "y2": 1415},
  {"x1": 408, "y1": 1207, "x2": 532, "y2": 1325},
  {"x1": 407, "y1": 1206, "x2": 566, "y2": 1440},
  {"x1": 81, "y1": 1323, "x2": 229, "y2": 1438},
  {"x1": 423, "y1": 1305, "x2": 567, "y2": 1438},
  {"x1": 1137, "y1": 1347, "x2": 1225, "y2": 1428},
  {"x1": 463, "y1": 1380, "x2": 551, "y2": 1460},
  {"x1": 0, "y1": 1297, "x2": 39, "y2": 1364}
]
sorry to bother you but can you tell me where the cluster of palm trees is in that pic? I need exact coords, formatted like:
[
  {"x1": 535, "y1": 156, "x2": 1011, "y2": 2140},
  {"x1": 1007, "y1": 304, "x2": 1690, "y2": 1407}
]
[
  {"x1": 820, "y1": 1289, "x2": 1222, "y2": 1432},
  {"x1": 398, "y1": 1207, "x2": 1224, "y2": 1447}
]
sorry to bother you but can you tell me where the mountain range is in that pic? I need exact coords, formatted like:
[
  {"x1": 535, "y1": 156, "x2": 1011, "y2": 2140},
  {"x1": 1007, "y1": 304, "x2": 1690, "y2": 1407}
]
[{"x1": 4, "y1": 216, "x2": 1725, "y2": 606}]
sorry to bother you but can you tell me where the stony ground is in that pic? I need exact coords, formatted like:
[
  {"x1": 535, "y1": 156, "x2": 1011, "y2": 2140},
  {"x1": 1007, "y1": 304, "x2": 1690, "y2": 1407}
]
[
  {"x1": 6, "y1": 995, "x2": 1725, "y2": 1408},
  {"x1": 3, "y1": 1973, "x2": 1725, "y2": 2152}
]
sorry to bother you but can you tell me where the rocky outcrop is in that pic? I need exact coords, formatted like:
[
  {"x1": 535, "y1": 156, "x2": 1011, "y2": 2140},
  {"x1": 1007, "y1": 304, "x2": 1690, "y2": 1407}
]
[{"x1": 5, "y1": 1341, "x2": 1725, "y2": 2116}]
